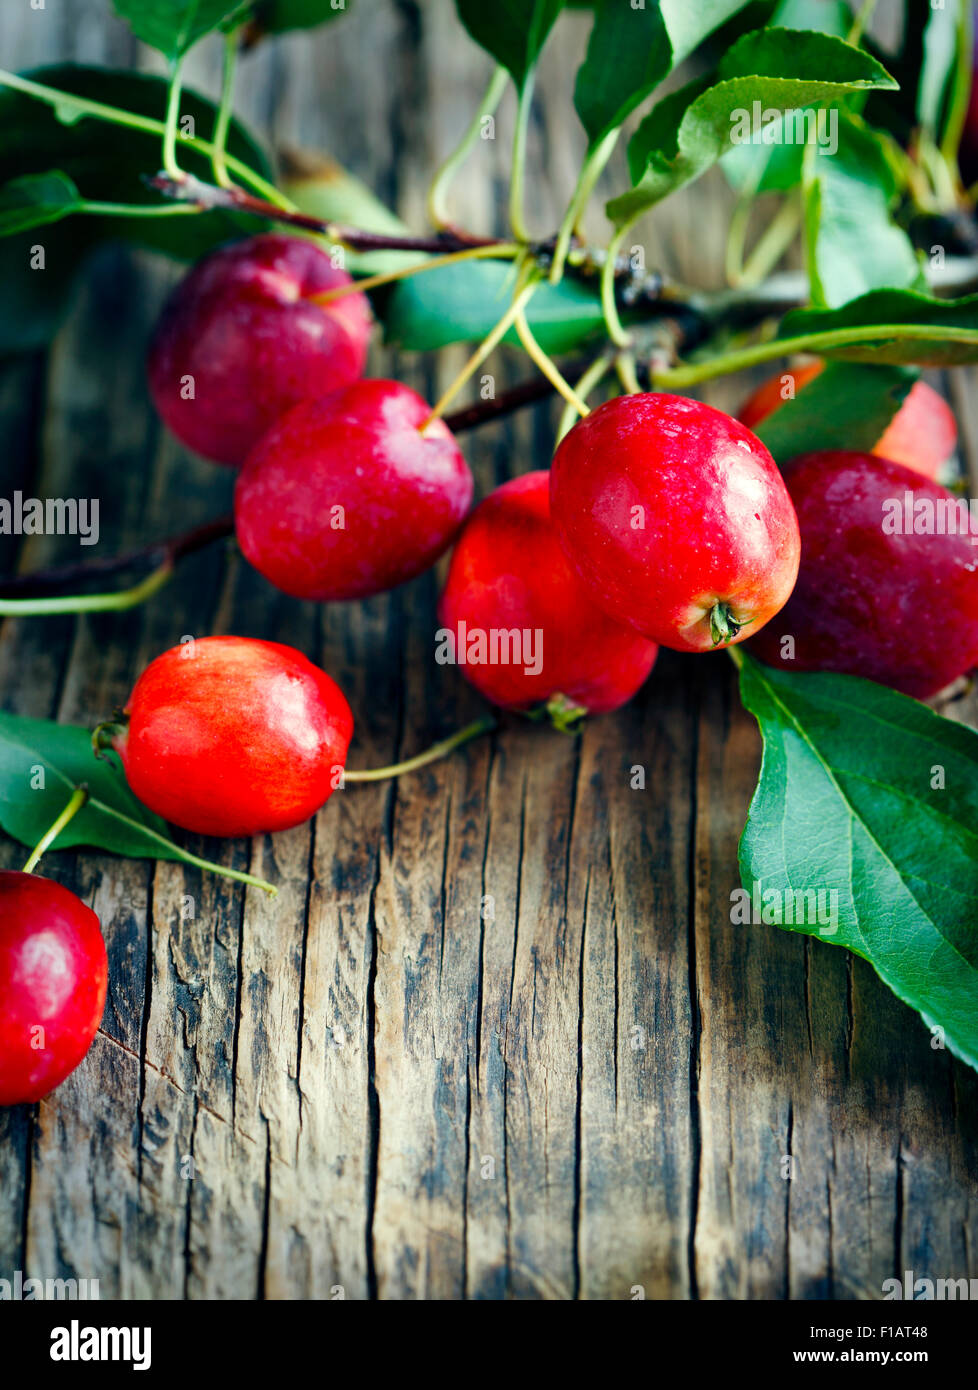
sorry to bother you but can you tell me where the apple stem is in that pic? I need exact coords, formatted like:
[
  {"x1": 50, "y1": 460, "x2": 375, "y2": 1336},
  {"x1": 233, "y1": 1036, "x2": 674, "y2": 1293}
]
[
  {"x1": 307, "y1": 241, "x2": 521, "y2": 306},
  {"x1": 427, "y1": 64, "x2": 510, "y2": 232},
  {"x1": 23, "y1": 785, "x2": 90, "y2": 873},
  {"x1": 513, "y1": 304, "x2": 592, "y2": 418},
  {"x1": 419, "y1": 279, "x2": 539, "y2": 430},
  {"x1": 344, "y1": 715, "x2": 497, "y2": 784},
  {"x1": 0, "y1": 561, "x2": 173, "y2": 617},
  {"x1": 709, "y1": 603, "x2": 746, "y2": 648},
  {"x1": 161, "y1": 55, "x2": 187, "y2": 183},
  {"x1": 210, "y1": 27, "x2": 241, "y2": 189}
]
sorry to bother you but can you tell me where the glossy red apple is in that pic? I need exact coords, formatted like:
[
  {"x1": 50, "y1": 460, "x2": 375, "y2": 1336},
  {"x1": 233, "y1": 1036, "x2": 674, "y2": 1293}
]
[
  {"x1": 749, "y1": 450, "x2": 978, "y2": 698},
  {"x1": 549, "y1": 393, "x2": 800, "y2": 652},
  {"x1": 738, "y1": 361, "x2": 957, "y2": 480},
  {"x1": 147, "y1": 233, "x2": 371, "y2": 465},
  {"x1": 0, "y1": 872, "x2": 107, "y2": 1106},
  {"x1": 234, "y1": 379, "x2": 473, "y2": 601},
  {"x1": 111, "y1": 636, "x2": 354, "y2": 837},
  {"x1": 438, "y1": 470, "x2": 658, "y2": 719}
]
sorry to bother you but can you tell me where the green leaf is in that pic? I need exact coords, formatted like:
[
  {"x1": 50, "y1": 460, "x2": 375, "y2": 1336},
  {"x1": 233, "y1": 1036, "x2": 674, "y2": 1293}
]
[
  {"x1": 0, "y1": 65, "x2": 272, "y2": 354},
  {"x1": 804, "y1": 111, "x2": 922, "y2": 308},
  {"x1": 0, "y1": 712, "x2": 275, "y2": 893},
  {"x1": 111, "y1": 0, "x2": 250, "y2": 58},
  {"x1": 0, "y1": 170, "x2": 81, "y2": 235},
  {"x1": 736, "y1": 652, "x2": 978, "y2": 1073},
  {"x1": 249, "y1": 0, "x2": 353, "y2": 34},
  {"x1": 659, "y1": 0, "x2": 761, "y2": 66},
  {"x1": 279, "y1": 149, "x2": 424, "y2": 275},
  {"x1": 383, "y1": 259, "x2": 605, "y2": 355},
  {"x1": 722, "y1": 127, "x2": 806, "y2": 194},
  {"x1": 608, "y1": 28, "x2": 897, "y2": 224},
  {"x1": 720, "y1": 0, "x2": 850, "y2": 193},
  {"x1": 454, "y1": 0, "x2": 563, "y2": 89},
  {"x1": 574, "y1": 2, "x2": 770, "y2": 159},
  {"x1": 750, "y1": 361, "x2": 916, "y2": 464},
  {"x1": 574, "y1": 0, "x2": 671, "y2": 146},
  {"x1": 778, "y1": 289, "x2": 978, "y2": 366},
  {"x1": 0, "y1": 712, "x2": 181, "y2": 861}
]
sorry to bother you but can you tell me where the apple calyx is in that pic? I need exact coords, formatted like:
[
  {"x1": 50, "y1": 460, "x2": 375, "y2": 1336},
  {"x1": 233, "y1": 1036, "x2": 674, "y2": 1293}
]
[
  {"x1": 91, "y1": 713, "x2": 129, "y2": 760},
  {"x1": 709, "y1": 603, "x2": 747, "y2": 649},
  {"x1": 528, "y1": 692, "x2": 589, "y2": 734}
]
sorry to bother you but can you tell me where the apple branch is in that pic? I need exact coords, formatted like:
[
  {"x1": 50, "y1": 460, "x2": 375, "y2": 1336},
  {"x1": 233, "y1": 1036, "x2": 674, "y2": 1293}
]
[{"x1": 0, "y1": 366, "x2": 592, "y2": 600}]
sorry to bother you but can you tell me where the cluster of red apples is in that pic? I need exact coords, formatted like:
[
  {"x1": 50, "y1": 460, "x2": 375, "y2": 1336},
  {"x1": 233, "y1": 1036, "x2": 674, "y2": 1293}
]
[{"x1": 4, "y1": 230, "x2": 978, "y2": 1107}]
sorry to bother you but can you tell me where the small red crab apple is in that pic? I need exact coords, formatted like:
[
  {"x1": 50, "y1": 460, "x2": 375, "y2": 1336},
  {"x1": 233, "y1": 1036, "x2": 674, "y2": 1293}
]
[
  {"x1": 102, "y1": 636, "x2": 354, "y2": 838},
  {"x1": 438, "y1": 471, "x2": 657, "y2": 724},
  {"x1": 147, "y1": 233, "x2": 371, "y2": 466},
  {"x1": 738, "y1": 361, "x2": 957, "y2": 481},
  {"x1": 234, "y1": 379, "x2": 473, "y2": 600},
  {"x1": 549, "y1": 393, "x2": 801, "y2": 652},
  {"x1": 0, "y1": 870, "x2": 107, "y2": 1106},
  {"x1": 748, "y1": 450, "x2": 978, "y2": 698}
]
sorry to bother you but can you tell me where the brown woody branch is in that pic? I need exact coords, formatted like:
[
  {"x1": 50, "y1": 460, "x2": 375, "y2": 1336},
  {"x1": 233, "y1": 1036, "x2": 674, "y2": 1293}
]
[
  {"x1": 0, "y1": 367, "x2": 590, "y2": 598},
  {"x1": 146, "y1": 173, "x2": 503, "y2": 252}
]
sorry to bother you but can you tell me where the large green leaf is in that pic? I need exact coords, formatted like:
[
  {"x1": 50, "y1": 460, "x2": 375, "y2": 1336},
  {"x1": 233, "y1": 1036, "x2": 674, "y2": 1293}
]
[
  {"x1": 384, "y1": 259, "x2": 606, "y2": 354},
  {"x1": 111, "y1": 0, "x2": 249, "y2": 58},
  {"x1": 0, "y1": 65, "x2": 271, "y2": 353},
  {"x1": 608, "y1": 28, "x2": 897, "y2": 224},
  {"x1": 778, "y1": 289, "x2": 978, "y2": 365},
  {"x1": 0, "y1": 66, "x2": 271, "y2": 254},
  {"x1": 750, "y1": 361, "x2": 915, "y2": 464},
  {"x1": 574, "y1": 0, "x2": 671, "y2": 146},
  {"x1": 736, "y1": 652, "x2": 978, "y2": 1073},
  {"x1": 454, "y1": 0, "x2": 563, "y2": 89},
  {"x1": 573, "y1": 0, "x2": 758, "y2": 148},
  {"x1": 804, "y1": 111, "x2": 922, "y2": 308},
  {"x1": 721, "y1": 0, "x2": 852, "y2": 192}
]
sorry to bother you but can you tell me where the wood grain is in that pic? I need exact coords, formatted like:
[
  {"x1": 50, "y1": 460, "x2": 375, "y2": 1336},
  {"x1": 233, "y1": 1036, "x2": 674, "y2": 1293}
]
[{"x1": 0, "y1": 0, "x2": 975, "y2": 1302}]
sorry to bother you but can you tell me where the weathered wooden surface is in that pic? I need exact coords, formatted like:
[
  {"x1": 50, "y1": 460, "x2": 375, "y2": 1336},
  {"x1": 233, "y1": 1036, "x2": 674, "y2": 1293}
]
[{"x1": 0, "y1": 0, "x2": 976, "y2": 1301}]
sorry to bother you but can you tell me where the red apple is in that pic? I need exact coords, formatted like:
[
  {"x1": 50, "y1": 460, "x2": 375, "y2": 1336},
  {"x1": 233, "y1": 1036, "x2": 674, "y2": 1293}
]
[
  {"x1": 0, "y1": 872, "x2": 107, "y2": 1106},
  {"x1": 438, "y1": 471, "x2": 658, "y2": 717},
  {"x1": 147, "y1": 233, "x2": 371, "y2": 465},
  {"x1": 112, "y1": 636, "x2": 354, "y2": 838},
  {"x1": 749, "y1": 450, "x2": 978, "y2": 698},
  {"x1": 550, "y1": 393, "x2": 800, "y2": 652},
  {"x1": 234, "y1": 379, "x2": 473, "y2": 601}
]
